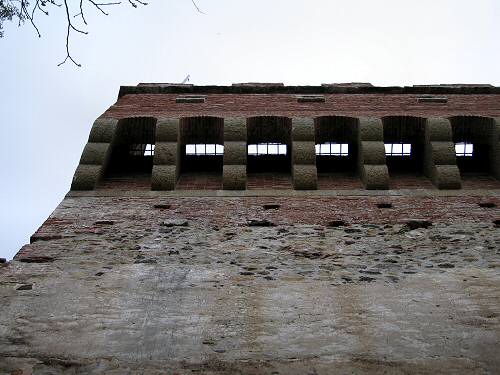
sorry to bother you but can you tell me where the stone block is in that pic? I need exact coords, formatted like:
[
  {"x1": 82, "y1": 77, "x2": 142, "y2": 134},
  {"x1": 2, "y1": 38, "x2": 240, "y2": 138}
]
[
  {"x1": 224, "y1": 141, "x2": 247, "y2": 165},
  {"x1": 292, "y1": 141, "x2": 316, "y2": 165},
  {"x1": 292, "y1": 118, "x2": 315, "y2": 141},
  {"x1": 361, "y1": 165, "x2": 389, "y2": 190},
  {"x1": 494, "y1": 118, "x2": 500, "y2": 142},
  {"x1": 223, "y1": 165, "x2": 247, "y2": 190},
  {"x1": 361, "y1": 141, "x2": 386, "y2": 165},
  {"x1": 156, "y1": 118, "x2": 179, "y2": 142},
  {"x1": 88, "y1": 118, "x2": 118, "y2": 143},
  {"x1": 153, "y1": 142, "x2": 178, "y2": 165},
  {"x1": 492, "y1": 141, "x2": 500, "y2": 180},
  {"x1": 151, "y1": 165, "x2": 177, "y2": 190},
  {"x1": 359, "y1": 117, "x2": 383, "y2": 141},
  {"x1": 429, "y1": 142, "x2": 457, "y2": 165},
  {"x1": 79, "y1": 143, "x2": 111, "y2": 165},
  {"x1": 71, "y1": 164, "x2": 102, "y2": 190},
  {"x1": 224, "y1": 118, "x2": 247, "y2": 141},
  {"x1": 434, "y1": 165, "x2": 462, "y2": 189},
  {"x1": 426, "y1": 118, "x2": 452, "y2": 142},
  {"x1": 293, "y1": 165, "x2": 317, "y2": 190}
]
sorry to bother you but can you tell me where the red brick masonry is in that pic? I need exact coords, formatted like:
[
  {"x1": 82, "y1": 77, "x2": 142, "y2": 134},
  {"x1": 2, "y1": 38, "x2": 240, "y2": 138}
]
[
  {"x1": 103, "y1": 94, "x2": 500, "y2": 119},
  {"x1": 27, "y1": 195, "x2": 500, "y2": 246}
]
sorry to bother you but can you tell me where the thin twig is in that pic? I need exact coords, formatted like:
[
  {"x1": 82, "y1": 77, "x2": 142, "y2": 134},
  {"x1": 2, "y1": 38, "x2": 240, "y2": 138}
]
[{"x1": 191, "y1": 0, "x2": 205, "y2": 14}]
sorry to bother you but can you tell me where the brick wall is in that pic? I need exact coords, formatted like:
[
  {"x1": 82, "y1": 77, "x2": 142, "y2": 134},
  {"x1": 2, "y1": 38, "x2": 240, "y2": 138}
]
[{"x1": 102, "y1": 94, "x2": 500, "y2": 119}]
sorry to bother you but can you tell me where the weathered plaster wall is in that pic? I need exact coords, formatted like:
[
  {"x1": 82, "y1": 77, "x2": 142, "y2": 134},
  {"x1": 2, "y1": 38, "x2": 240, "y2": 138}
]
[{"x1": 1, "y1": 194, "x2": 499, "y2": 374}]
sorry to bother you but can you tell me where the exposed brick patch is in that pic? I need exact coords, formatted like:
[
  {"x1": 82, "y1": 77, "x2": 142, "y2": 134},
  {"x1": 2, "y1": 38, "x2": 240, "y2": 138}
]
[
  {"x1": 247, "y1": 173, "x2": 292, "y2": 190},
  {"x1": 26, "y1": 196, "x2": 500, "y2": 232},
  {"x1": 388, "y1": 173, "x2": 436, "y2": 190},
  {"x1": 176, "y1": 172, "x2": 222, "y2": 190},
  {"x1": 317, "y1": 173, "x2": 363, "y2": 190},
  {"x1": 96, "y1": 173, "x2": 152, "y2": 191},
  {"x1": 460, "y1": 174, "x2": 500, "y2": 190}
]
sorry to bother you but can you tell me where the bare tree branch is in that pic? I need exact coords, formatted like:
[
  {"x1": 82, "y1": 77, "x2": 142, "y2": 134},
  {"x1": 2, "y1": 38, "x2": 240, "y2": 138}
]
[
  {"x1": 0, "y1": 1, "x2": 206, "y2": 66},
  {"x1": 58, "y1": 0, "x2": 87, "y2": 66},
  {"x1": 191, "y1": 0, "x2": 205, "y2": 14}
]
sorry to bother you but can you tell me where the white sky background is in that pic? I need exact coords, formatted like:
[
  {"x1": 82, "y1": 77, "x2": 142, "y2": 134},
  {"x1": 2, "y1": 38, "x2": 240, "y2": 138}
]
[{"x1": 0, "y1": 0, "x2": 499, "y2": 260}]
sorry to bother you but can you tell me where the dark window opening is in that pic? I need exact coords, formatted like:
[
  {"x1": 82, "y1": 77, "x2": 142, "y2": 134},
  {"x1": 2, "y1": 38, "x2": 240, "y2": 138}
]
[
  {"x1": 450, "y1": 116, "x2": 494, "y2": 176},
  {"x1": 314, "y1": 116, "x2": 361, "y2": 189},
  {"x1": 382, "y1": 116, "x2": 433, "y2": 189},
  {"x1": 177, "y1": 116, "x2": 224, "y2": 190},
  {"x1": 101, "y1": 117, "x2": 157, "y2": 190},
  {"x1": 382, "y1": 116, "x2": 425, "y2": 173},
  {"x1": 247, "y1": 116, "x2": 292, "y2": 189},
  {"x1": 247, "y1": 116, "x2": 292, "y2": 173}
]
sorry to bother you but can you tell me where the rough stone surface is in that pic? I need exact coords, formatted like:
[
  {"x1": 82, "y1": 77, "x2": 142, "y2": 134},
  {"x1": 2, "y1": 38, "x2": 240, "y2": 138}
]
[
  {"x1": 151, "y1": 165, "x2": 177, "y2": 191},
  {"x1": 88, "y1": 118, "x2": 118, "y2": 143},
  {"x1": 1, "y1": 194, "x2": 499, "y2": 374},
  {"x1": 360, "y1": 165, "x2": 389, "y2": 190},
  {"x1": 222, "y1": 165, "x2": 247, "y2": 190},
  {"x1": 292, "y1": 165, "x2": 318, "y2": 190},
  {"x1": 70, "y1": 164, "x2": 102, "y2": 191}
]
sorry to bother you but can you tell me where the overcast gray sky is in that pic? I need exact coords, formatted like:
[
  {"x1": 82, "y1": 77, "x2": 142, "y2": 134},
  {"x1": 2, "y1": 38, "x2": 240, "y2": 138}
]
[{"x1": 1, "y1": 0, "x2": 499, "y2": 260}]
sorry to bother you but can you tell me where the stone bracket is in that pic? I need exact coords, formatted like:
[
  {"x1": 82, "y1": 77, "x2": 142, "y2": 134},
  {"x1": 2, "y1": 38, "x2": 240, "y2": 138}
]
[
  {"x1": 71, "y1": 118, "x2": 118, "y2": 191},
  {"x1": 292, "y1": 118, "x2": 317, "y2": 190},
  {"x1": 357, "y1": 117, "x2": 389, "y2": 190},
  {"x1": 223, "y1": 118, "x2": 247, "y2": 190},
  {"x1": 152, "y1": 118, "x2": 180, "y2": 190},
  {"x1": 424, "y1": 118, "x2": 461, "y2": 189}
]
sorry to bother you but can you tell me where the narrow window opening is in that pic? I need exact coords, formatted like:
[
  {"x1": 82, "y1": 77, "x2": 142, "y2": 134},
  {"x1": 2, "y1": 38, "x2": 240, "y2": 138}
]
[
  {"x1": 382, "y1": 116, "x2": 429, "y2": 188},
  {"x1": 314, "y1": 116, "x2": 360, "y2": 189},
  {"x1": 246, "y1": 116, "x2": 292, "y2": 189},
  {"x1": 315, "y1": 143, "x2": 349, "y2": 156},
  {"x1": 102, "y1": 117, "x2": 157, "y2": 190},
  {"x1": 185, "y1": 144, "x2": 224, "y2": 156},
  {"x1": 176, "y1": 95, "x2": 206, "y2": 103},
  {"x1": 384, "y1": 143, "x2": 412, "y2": 156},
  {"x1": 130, "y1": 143, "x2": 155, "y2": 156},
  {"x1": 417, "y1": 96, "x2": 448, "y2": 104},
  {"x1": 177, "y1": 116, "x2": 224, "y2": 190},
  {"x1": 455, "y1": 142, "x2": 473, "y2": 157},
  {"x1": 296, "y1": 95, "x2": 325, "y2": 103},
  {"x1": 450, "y1": 116, "x2": 499, "y2": 188},
  {"x1": 248, "y1": 143, "x2": 287, "y2": 156}
]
